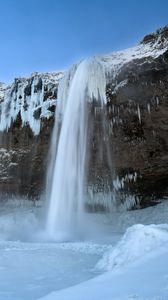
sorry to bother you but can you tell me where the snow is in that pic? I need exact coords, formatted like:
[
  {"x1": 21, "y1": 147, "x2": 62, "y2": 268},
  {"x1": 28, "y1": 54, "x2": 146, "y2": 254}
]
[
  {"x1": 40, "y1": 244, "x2": 168, "y2": 300},
  {"x1": 102, "y1": 34, "x2": 168, "y2": 79},
  {"x1": 0, "y1": 241, "x2": 100, "y2": 300},
  {"x1": 0, "y1": 199, "x2": 167, "y2": 299},
  {"x1": 38, "y1": 222, "x2": 168, "y2": 300},
  {"x1": 96, "y1": 224, "x2": 168, "y2": 271},
  {"x1": 39, "y1": 200, "x2": 168, "y2": 300}
]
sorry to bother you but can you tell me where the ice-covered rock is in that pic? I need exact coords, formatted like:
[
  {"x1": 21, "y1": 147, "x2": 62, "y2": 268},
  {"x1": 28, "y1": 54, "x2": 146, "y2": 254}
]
[{"x1": 0, "y1": 72, "x2": 63, "y2": 135}]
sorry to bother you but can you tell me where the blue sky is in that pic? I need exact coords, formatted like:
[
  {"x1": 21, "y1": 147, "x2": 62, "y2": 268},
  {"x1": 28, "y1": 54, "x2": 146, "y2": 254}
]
[{"x1": 0, "y1": 0, "x2": 168, "y2": 83}]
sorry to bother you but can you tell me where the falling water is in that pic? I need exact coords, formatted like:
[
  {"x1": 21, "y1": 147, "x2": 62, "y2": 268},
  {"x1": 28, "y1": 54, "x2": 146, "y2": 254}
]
[{"x1": 46, "y1": 58, "x2": 106, "y2": 238}]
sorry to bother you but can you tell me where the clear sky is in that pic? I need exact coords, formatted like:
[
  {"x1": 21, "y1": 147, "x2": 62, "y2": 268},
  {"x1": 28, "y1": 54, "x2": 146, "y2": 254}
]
[{"x1": 0, "y1": 0, "x2": 168, "y2": 83}]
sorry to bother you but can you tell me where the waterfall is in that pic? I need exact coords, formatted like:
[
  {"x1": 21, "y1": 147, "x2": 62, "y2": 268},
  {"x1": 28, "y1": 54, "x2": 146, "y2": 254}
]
[{"x1": 46, "y1": 58, "x2": 106, "y2": 238}]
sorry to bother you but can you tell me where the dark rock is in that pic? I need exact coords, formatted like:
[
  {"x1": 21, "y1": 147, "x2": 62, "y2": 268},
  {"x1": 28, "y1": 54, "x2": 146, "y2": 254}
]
[
  {"x1": 33, "y1": 107, "x2": 42, "y2": 120},
  {"x1": 34, "y1": 78, "x2": 43, "y2": 93},
  {"x1": 24, "y1": 84, "x2": 32, "y2": 96}
]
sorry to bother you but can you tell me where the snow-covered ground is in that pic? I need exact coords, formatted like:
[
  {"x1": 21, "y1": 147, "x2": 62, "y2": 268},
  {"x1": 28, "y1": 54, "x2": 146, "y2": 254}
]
[
  {"x1": 41, "y1": 241, "x2": 168, "y2": 300},
  {"x1": 0, "y1": 199, "x2": 168, "y2": 300}
]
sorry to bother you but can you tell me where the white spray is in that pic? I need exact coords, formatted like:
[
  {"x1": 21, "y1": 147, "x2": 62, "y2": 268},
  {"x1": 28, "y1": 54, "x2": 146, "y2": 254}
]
[{"x1": 46, "y1": 58, "x2": 106, "y2": 238}]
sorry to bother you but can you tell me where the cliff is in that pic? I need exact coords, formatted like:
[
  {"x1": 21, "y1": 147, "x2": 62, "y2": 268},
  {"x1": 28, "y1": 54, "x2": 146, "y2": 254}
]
[
  {"x1": 88, "y1": 26, "x2": 168, "y2": 208},
  {"x1": 0, "y1": 72, "x2": 63, "y2": 198},
  {"x1": 0, "y1": 26, "x2": 168, "y2": 207}
]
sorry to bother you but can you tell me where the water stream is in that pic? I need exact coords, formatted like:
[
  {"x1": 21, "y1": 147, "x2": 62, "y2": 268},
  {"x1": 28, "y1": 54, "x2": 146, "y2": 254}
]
[{"x1": 46, "y1": 58, "x2": 106, "y2": 239}]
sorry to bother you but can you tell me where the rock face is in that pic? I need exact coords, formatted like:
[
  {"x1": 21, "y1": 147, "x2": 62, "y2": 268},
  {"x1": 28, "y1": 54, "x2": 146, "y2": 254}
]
[
  {"x1": 88, "y1": 26, "x2": 168, "y2": 208},
  {"x1": 0, "y1": 26, "x2": 168, "y2": 207},
  {"x1": 110, "y1": 27, "x2": 168, "y2": 206},
  {"x1": 0, "y1": 72, "x2": 63, "y2": 199}
]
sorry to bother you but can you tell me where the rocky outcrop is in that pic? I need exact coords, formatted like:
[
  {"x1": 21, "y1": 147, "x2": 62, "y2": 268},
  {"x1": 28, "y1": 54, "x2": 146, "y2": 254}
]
[
  {"x1": 0, "y1": 26, "x2": 168, "y2": 207},
  {"x1": 88, "y1": 26, "x2": 168, "y2": 208}
]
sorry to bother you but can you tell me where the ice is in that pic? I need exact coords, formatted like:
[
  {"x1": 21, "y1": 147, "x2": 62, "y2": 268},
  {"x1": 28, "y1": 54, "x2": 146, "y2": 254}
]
[
  {"x1": 137, "y1": 105, "x2": 141, "y2": 123},
  {"x1": 147, "y1": 103, "x2": 151, "y2": 113},
  {"x1": 0, "y1": 73, "x2": 63, "y2": 135},
  {"x1": 0, "y1": 241, "x2": 100, "y2": 300},
  {"x1": 112, "y1": 79, "x2": 128, "y2": 94}
]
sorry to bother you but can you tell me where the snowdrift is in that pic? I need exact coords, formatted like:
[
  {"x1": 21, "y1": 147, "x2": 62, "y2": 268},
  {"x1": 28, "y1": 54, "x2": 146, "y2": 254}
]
[{"x1": 96, "y1": 224, "x2": 168, "y2": 271}]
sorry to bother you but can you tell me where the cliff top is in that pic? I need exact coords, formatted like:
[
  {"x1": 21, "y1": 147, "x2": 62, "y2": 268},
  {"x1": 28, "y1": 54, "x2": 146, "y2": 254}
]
[
  {"x1": 141, "y1": 25, "x2": 168, "y2": 44},
  {"x1": 102, "y1": 26, "x2": 168, "y2": 78}
]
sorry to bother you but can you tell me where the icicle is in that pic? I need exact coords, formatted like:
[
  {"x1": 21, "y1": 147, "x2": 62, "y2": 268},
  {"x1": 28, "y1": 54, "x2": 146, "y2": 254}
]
[
  {"x1": 0, "y1": 73, "x2": 62, "y2": 135},
  {"x1": 156, "y1": 97, "x2": 159, "y2": 106},
  {"x1": 147, "y1": 103, "x2": 151, "y2": 114},
  {"x1": 137, "y1": 105, "x2": 141, "y2": 123}
]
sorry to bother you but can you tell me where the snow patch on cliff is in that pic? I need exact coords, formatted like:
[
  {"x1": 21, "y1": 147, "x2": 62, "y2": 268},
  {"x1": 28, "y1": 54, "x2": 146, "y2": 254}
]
[{"x1": 102, "y1": 33, "x2": 168, "y2": 79}]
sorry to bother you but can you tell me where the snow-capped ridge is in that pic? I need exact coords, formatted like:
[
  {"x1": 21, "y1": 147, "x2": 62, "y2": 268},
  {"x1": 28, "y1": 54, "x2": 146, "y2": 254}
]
[
  {"x1": 140, "y1": 25, "x2": 168, "y2": 45},
  {"x1": 102, "y1": 26, "x2": 168, "y2": 79}
]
